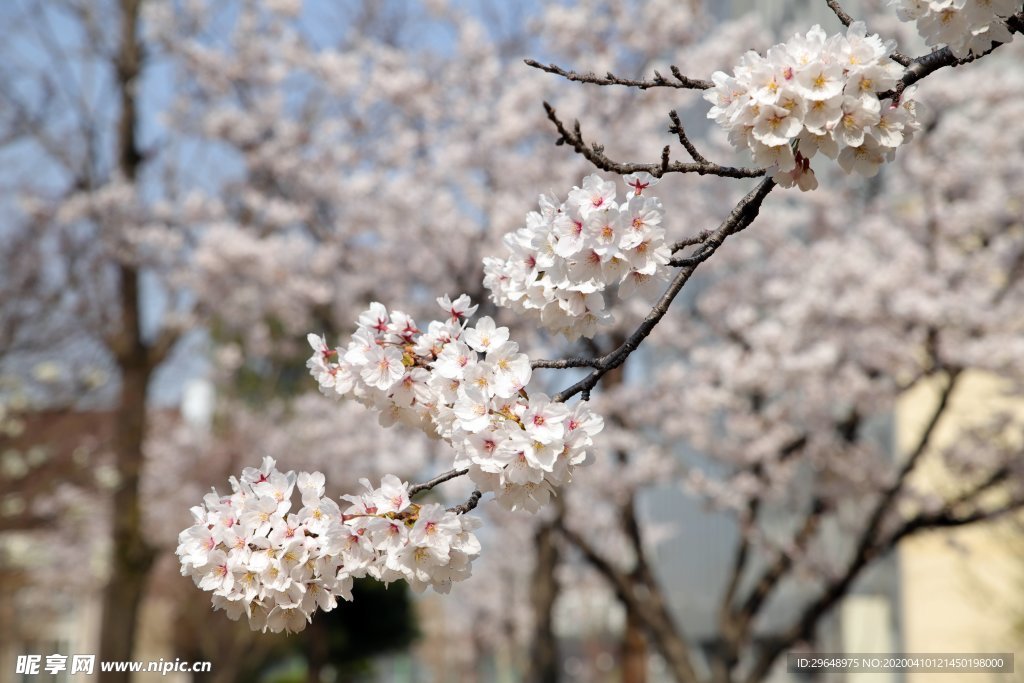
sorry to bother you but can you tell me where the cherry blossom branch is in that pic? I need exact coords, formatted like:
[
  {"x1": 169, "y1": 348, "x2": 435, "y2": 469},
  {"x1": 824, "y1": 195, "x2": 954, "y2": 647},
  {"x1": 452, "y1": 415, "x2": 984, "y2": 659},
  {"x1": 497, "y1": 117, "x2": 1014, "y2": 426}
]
[
  {"x1": 889, "y1": 10, "x2": 1024, "y2": 99},
  {"x1": 408, "y1": 467, "x2": 469, "y2": 496},
  {"x1": 724, "y1": 416, "x2": 855, "y2": 634},
  {"x1": 524, "y1": 58, "x2": 712, "y2": 90},
  {"x1": 550, "y1": 178, "x2": 775, "y2": 403},
  {"x1": 825, "y1": 0, "x2": 914, "y2": 66},
  {"x1": 543, "y1": 102, "x2": 765, "y2": 179}
]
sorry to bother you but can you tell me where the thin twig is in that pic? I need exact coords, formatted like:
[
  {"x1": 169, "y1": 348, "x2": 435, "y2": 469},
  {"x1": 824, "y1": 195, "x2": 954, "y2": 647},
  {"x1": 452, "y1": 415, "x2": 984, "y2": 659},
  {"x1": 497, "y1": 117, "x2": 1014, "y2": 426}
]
[
  {"x1": 409, "y1": 467, "x2": 469, "y2": 496},
  {"x1": 669, "y1": 245, "x2": 715, "y2": 268},
  {"x1": 668, "y1": 110, "x2": 710, "y2": 165},
  {"x1": 543, "y1": 103, "x2": 765, "y2": 179},
  {"x1": 670, "y1": 229, "x2": 715, "y2": 252},
  {"x1": 525, "y1": 58, "x2": 712, "y2": 90}
]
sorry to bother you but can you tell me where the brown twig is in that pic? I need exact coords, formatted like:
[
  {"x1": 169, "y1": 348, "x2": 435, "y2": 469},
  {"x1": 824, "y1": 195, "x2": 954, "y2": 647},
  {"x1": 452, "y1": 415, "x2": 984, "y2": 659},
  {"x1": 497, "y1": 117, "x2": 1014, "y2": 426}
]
[
  {"x1": 670, "y1": 229, "x2": 715, "y2": 251},
  {"x1": 447, "y1": 490, "x2": 482, "y2": 514},
  {"x1": 543, "y1": 102, "x2": 765, "y2": 179},
  {"x1": 531, "y1": 357, "x2": 601, "y2": 369},
  {"x1": 668, "y1": 110, "x2": 711, "y2": 165},
  {"x1": 525, "y1": 58, "x2": 712, "y2": 90},
  {"x1": 409, "y1": 467, "x2": 469, "y2": 496}
]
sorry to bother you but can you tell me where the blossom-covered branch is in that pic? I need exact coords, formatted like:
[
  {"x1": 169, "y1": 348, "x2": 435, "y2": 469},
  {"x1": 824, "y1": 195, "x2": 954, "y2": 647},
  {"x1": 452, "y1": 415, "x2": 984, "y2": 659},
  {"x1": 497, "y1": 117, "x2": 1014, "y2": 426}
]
[
  {"x1": 892, "y1": 8, "x2": 1024, "y2": 97},
  {"x1": 546, "y1": 178, "x2": 776, "y2": 402},
  {"x1": 178, "y1": 460, "x2": 482, "y2": 634}
]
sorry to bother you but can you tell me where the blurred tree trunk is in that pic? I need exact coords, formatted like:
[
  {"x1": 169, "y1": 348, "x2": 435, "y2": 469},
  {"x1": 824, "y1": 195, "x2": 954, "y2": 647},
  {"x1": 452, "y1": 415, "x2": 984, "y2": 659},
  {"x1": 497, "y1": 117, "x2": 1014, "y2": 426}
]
[
  {"x1": 621, "y1": 605, "x2": 647, "y2": 683},
  {"x1": 98, "y1": 1, "x2": 157, "y2": 680},
  {"x1": 602, "y1": 339, "x2": 649, "y2": 683},
  {"x1": 307, "y1": 617, "x2": 328, "y2": 683},
  {"x1": 525, "y1": 517, "x2": 561, "y2": 683}
]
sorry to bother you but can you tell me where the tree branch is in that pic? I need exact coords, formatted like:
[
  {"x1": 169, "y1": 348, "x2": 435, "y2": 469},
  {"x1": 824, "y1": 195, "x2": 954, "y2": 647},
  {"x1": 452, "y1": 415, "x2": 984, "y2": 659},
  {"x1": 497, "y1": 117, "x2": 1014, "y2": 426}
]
[
  {"x1": 888, "y1": 494, "x2": 1024, "y2": 544},
  {"x1": 715, "y1": 497, "x2": 759, "y2": 679},
  {"x1": 889, "y1": 10, "x2": 1024, "y2": 100},
  {"x1": 147, "y1": 326, "x2": 181, "y2": 369},
  {"x1": 409, "y1": 467, "x2": 469, "y2": 496},
  {"x1": 543, "y1": 102, "x2": 765, "y2": 179},
  {"x1": 551, "y1": 178, "x2": 775, "y2": 403},
  {"x1": 531, "y1": 357, "x2": 601, "y2": 369},
  {"x1": 670, "y1": 229, "x2": 715, "y2": 252},
  {"x1": 744, "y1": 369, "x2": 960, "y2": 683},
  {"x1": 447, "y1": 490, "x2": 482, "y2": 515},
  {"x1": 668, "y1": 110, "x2": 711, "y2": 165},
  {"x1": 733, "y1": 497, "x2": 827, "y2": 636},
  {"x1": 557, "y1": 520, "x2": 702, "y2": 683},
  {"x1": 525, "y1": 58, "x2": 712, "y2": 90}
]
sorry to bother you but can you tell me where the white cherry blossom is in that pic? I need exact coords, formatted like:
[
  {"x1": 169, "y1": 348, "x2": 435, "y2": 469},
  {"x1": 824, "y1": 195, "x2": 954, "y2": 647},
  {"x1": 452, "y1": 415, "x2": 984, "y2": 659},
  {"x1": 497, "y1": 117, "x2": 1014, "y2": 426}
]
[{"x1": 703, "y1": 23, "x2": 920, "y2": 189}]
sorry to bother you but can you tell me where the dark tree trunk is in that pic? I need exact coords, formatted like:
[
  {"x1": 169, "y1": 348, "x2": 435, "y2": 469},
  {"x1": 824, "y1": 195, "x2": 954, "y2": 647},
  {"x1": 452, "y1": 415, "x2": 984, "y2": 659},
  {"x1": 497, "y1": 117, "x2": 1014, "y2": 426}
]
[
  {"x1": 98, "y1": 1, "x2": 156, "y2": 680},
  {"x1": 98, "y1": 346, "x2": 156, "y2": 680},
  {"x1": 621, "y1": 605, "x2": 647, "y2": 683},
  {"x1": 525, "y1": 519, "x2": 561, "y2": 683},
  {"x1": 307, "y1": 616, "x2": 328, "y2": 683}
]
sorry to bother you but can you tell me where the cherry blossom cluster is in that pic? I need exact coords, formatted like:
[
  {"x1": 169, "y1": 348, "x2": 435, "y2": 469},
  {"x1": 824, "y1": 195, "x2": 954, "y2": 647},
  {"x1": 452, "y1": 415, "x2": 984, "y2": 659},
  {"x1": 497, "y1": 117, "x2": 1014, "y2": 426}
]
[
  {"x1": 704, "y1": 23, "x2": 922, "y2": 189},
  {"x1": 177, "y1": 458, "x2": 481, "y2": 634},
  {"x1": 482, "y1": 173, "x2": 672, "y2": 340},
  {"x1": 307, "y1": 296, "x2": 604, "y2": 512},
  {"x1": 892, "y1": 0, "x2": 1019, "y2": 58}
]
